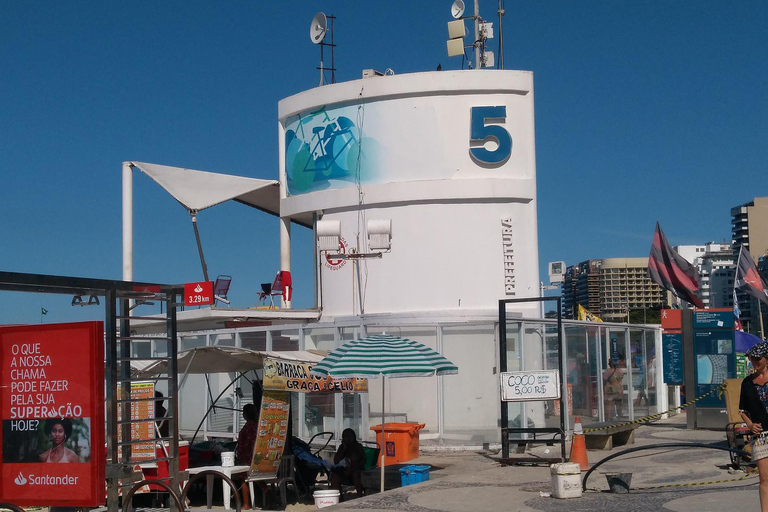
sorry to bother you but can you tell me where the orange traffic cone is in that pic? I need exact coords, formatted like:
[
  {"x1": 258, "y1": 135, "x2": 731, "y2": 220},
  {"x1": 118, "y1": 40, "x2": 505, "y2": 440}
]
[{"x1": 569, "y1": 416, "x2": 589, "y2": 470}]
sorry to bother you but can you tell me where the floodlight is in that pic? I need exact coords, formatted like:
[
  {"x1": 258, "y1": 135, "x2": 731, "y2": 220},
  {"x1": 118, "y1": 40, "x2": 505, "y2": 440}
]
[
  {"x1": 367, "y1": 219, "x2": 392, "y2": 251},
  {"x1": 317, "y1": 219, "x2": 341, "y2": 252}
]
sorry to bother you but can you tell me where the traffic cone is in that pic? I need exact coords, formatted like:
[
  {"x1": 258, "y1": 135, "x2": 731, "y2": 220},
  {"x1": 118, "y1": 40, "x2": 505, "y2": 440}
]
[{"x1": 569, "y1": 416, "x2": 589, "y2": 470}]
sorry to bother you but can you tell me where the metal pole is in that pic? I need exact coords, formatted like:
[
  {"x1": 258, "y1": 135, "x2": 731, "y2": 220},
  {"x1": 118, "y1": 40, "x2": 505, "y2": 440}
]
[
  {"x1": 497, "y1": 0, "x2": 504, "y2": 69},
  {"x1": 474, "y1": 0, "x2": 481, "y2": 68},
  {"x1": 190, "y1": 212, "x2": 209, "y2": 282},
  {"x1": 380, "y1": 374, "x2": 386, "y2": 493},
  {"x1": 280, "y1": 216, "x2": 292, "y2": 308},
  {"x1": 105, "y1": 288, "x2": 119, "y2": 512},
  {"x1": 122, "y1": 162, "x2": 133, "y2": 281},
  {"x1": 682, "y1": 309, "x2": 696, "y2": 429},
  {"x1": 557, "y1": 298, "x2": 566, "y2": 460},
  {"x1": 499, "y1": 300, "x2": 509, "y2": 459}
]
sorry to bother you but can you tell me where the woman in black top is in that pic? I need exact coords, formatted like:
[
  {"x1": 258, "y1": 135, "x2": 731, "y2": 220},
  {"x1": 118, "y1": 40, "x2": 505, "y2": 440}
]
[{"x1": 740, "y1": 341, "x2": 768, "y2": 512}]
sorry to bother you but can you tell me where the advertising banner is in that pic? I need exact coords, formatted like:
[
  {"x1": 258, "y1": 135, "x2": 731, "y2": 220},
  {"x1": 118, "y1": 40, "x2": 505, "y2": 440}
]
[
  {"x1": 116, "y1": 381, "x2": 155, "y2": 460},
  {"x1": 262, "y1": 358, "x2": 367, "y2": 393},
  {"x1": 0, "y1": 322, "x2": 105, "y2": 507},
  {"x1": 249, "y1": 390, "x2": 289, "y2": 479}
]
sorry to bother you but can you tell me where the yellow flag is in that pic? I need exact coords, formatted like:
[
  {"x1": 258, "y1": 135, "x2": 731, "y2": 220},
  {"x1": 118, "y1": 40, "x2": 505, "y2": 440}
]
[{"x1": 577, "y1": 304, "x2": 603, "y2": 322}]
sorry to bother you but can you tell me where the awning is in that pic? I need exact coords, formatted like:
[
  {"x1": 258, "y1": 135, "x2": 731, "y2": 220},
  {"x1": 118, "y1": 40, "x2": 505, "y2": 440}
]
[
  {"x1": 136, "y1": 346, "x2": 328, "y2": 377},
  {"x1": 130, "y1": 161, "x2": 281, "y2": 217}
]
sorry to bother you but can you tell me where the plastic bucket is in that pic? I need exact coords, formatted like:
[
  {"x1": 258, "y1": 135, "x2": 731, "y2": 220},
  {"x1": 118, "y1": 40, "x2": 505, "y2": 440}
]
[
  {"x1": 220, "y1": 451, "x2": 235, "y2": 467},
  {"x1": 605, "y1": 473, "x2": 632, "y2": 493},
  {"x1": 313, "y1": 489, "x2": 340, "y2": 509},
  {"x1": 550, "y1": 462, "x2": 582, "y2": 499}
]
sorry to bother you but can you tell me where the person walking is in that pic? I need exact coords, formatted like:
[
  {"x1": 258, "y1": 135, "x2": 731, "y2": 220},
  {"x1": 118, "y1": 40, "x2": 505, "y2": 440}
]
[{"x1": 740, "y1": 342, "x2": 768, "y2": 512}]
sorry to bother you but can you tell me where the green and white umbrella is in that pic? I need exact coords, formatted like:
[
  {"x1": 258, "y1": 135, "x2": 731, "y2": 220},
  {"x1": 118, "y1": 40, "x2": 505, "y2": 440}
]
[{"x1": 311, "y1": 334, "x2": 458, "y2": 491}]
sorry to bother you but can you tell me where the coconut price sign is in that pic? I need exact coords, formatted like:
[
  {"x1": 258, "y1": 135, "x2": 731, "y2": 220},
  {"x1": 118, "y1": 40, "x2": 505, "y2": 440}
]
[{"x1": 500, "y1": 370, "x2": 560, "y2": 402}]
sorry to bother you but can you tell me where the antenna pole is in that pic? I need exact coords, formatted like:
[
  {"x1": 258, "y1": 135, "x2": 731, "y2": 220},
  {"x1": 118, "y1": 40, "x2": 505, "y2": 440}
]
[
  {"x1": 319, "y1": 43, "x2": 324, "y2": 86},
  {"x1": 474, "y1": 0, "x2": 480, "y2": 69},
  {"x1": 497, "y1": 0, "x2": 505, "y2": 69},
  {"x1": 330, "y1": 15, "x2": 336, "y2": 84}
]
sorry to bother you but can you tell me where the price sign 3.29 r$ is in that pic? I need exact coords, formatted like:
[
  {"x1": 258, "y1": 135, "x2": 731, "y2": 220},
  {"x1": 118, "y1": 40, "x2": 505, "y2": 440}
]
[
  {"x1": 500, "y1": 370, "x2": 561, "y2": 402},
  {"x1": 184, "y1": 281, "x2": 213, "y2": 306}
]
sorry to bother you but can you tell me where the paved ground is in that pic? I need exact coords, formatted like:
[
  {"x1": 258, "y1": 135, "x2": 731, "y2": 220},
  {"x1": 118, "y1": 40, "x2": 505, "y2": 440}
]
[
  {"x1": 49, "y1": 414, "x2": 760, "y2": 512},
  {"x1": 306, "y1": 414, "x2": 760, "y2": 512}
]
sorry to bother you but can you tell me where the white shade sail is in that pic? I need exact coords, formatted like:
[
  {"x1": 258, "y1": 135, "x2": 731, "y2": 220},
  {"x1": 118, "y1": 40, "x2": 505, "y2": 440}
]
[{"x1": 130, "y1": 161, "x2": 280, "y2": 216}]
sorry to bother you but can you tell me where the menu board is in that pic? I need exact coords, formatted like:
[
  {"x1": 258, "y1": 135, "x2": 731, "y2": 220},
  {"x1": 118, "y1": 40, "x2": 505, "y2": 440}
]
[
  {"x1": 116, "y1": 381, "x2": 156, "y2": 460},
  {"x1": 249, "y1": 390, "x2": 289, "y2": 478},
  {"x1": 0, "y1": 322, "x2": 105, "y2": 507},
  {"x1": 662, "y1": 333, "x2": 683, "y2": 385}
]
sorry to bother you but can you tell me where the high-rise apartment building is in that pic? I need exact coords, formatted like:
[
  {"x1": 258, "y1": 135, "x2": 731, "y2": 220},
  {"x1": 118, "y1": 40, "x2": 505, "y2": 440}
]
[
  {"x1": 676, "y1": 243, "x2": 734, "y2": 308},
  {"x1": 562, "y1": 258, "x2": 666, "y2": 321},
  {"x1": 732, "y1": 197, "x2": 768, "y2": 332},
  {"x1": 561, "y1": 260, "x2": 601, "y2": 319}
]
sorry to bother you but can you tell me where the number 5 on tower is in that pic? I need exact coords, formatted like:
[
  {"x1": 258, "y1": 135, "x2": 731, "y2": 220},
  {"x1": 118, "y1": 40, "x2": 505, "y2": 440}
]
[{"x1": 469, "y1": 106, "x2": 512, "y2": 165}]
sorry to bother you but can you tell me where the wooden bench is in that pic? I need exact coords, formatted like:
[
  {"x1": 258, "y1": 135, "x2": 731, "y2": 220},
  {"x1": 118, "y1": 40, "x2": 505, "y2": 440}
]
[{"x1": 583, "y1": 422, "x2": 640, "y2": 450}]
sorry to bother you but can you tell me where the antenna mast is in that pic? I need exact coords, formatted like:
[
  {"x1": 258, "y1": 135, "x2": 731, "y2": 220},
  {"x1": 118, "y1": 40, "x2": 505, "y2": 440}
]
[{"x1": 309, "y1": 12, "x2": 336, "y2": 86}]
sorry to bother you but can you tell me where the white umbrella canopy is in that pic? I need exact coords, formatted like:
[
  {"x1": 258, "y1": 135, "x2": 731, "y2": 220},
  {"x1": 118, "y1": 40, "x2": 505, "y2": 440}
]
[
  {"x1": 136, "y1": 345, "x2": 327, "y2": 377},
  {"x1": 310, "y1": 334, "x2": 458, "y2": 492}
]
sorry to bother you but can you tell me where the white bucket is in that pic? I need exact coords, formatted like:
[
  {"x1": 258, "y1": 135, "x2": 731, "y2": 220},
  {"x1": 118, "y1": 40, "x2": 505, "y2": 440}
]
[
  {"x1": 313, "y1": 489, "x2": 340, "y2": 509},
  {"x1": 550, "y1": 462, "x2": 582, "y2": 499},
  {"x1": 221, "y1": 451, "x2": 235, "y2": 467}
]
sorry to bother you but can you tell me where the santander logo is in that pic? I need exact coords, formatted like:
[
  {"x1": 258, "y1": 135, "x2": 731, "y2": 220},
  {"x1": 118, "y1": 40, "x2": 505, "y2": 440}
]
[
  {"x1": 14, "y1": 472, "x2": 27, "y2": 485},
  {"x1": 194, "y1": 284, "x2": 204, "y2": 293}
]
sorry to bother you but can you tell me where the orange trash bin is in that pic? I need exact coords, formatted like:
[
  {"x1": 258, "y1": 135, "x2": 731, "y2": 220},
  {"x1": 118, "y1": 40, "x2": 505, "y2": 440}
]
[{"x1": 370, "y1": 423, "x2": 425, "y2": 465}]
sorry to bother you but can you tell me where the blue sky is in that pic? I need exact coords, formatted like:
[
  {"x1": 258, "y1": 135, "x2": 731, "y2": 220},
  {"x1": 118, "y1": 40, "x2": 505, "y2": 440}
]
[{"x1": 1, "y1": 1, "x2": 766, "y2": 324}]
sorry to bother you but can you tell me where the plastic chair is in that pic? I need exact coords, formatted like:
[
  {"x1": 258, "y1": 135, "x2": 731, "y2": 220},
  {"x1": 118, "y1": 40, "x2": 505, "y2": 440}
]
[
  {"x1": 361, "y1": 441, "x2": 381, "y2": 470},
  {"x1": 724, "y1": 378, "x2": 752, "y2": 469},
  {"x1": 258, "y1": 271, "x2": 292, "y2": 307},
  {"x1": 248, "y1": 454, "x2": 300, "y2": 509},
  {"x1": 213, "y1": 275, "x2": 232, "y2": 306}
]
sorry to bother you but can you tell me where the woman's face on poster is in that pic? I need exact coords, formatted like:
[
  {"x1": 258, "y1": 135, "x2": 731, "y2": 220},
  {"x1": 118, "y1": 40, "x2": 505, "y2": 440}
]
[{"x1": 50, "y1": 423, "x2": 66, "y2": 446}]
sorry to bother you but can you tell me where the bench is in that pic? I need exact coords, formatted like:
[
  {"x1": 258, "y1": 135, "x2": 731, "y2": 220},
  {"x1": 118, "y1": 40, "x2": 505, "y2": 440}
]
[{"x1": 583, "y1": 422, "x2": 640, "y2": 450}]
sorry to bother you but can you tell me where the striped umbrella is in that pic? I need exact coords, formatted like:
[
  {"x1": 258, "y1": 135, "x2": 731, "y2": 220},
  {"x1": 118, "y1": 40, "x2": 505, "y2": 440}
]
[{"x1": 311, "y1": 334, "x2": 458, "y2": 492}]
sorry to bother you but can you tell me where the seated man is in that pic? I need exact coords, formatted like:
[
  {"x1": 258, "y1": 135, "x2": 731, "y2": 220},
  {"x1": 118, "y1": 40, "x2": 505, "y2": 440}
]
[
  {"x1": 330, "y1": 428, "x2": 366, "y2": 498},
  {"x1": 234, "y1": 404, "x2": 262, "y2": 509}
]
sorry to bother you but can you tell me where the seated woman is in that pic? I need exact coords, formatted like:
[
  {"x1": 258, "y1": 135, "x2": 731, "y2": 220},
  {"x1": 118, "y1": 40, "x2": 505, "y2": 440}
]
[{"x1": 330, "y1": 428, "x2": 366, "y2": 498}]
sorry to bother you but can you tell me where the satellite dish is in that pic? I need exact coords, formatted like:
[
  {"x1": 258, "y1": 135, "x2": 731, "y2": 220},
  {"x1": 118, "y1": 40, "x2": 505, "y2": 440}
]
[
  {"x1": 451, "y1": 0, "x2": 465, "y2": 19},
  {"x1": 310, "y1": 12, "x2": 328, "y2": 44}
]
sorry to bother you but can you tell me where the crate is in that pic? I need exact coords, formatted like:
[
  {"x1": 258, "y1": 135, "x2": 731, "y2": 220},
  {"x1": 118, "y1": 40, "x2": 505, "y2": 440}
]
[
  {"x1": 399, "y1": 464, "x2": 431, "y2": 486},
  {"x1": 370, "y1": 423, "x2": 425, "y2": 464}
]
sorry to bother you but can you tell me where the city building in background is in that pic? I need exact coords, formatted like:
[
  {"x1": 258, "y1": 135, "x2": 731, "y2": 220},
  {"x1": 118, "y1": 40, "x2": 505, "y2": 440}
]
[
  {"x1": 732, "y1": 197, "x2": 768, "y2": 332},
  {"x1": 676, "y1": 243, "x2": 734, "y2": 308},
  {"x1": 562, "y1": 260, "x2": 600, "y2": 319},
  {"x1": 562, "y1": 258, "x2": 666, "y2": 321}
]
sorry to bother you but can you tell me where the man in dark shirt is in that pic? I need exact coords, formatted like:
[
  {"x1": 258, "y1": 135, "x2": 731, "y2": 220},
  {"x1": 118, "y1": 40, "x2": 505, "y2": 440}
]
[{"x1": 330, "y1": 428, "x2": 367, "y2": 497}]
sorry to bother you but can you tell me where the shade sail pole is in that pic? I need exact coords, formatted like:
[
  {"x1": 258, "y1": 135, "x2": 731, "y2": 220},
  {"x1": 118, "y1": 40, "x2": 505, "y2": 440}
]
[
  {"x1": 190, "y1": 211, "x2": 209, "y2": 282},
  {"x1": 380, "y1": 373, "x2": 386, "y2": 493}
]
